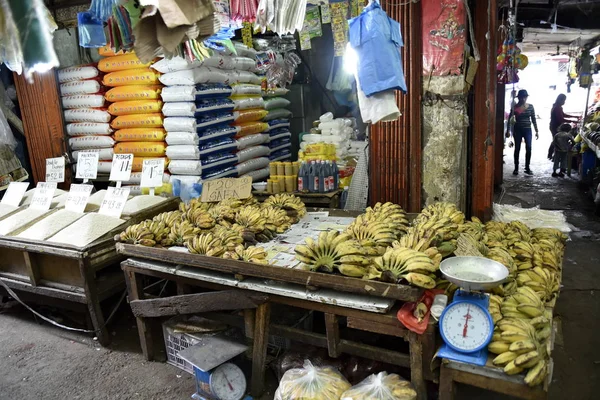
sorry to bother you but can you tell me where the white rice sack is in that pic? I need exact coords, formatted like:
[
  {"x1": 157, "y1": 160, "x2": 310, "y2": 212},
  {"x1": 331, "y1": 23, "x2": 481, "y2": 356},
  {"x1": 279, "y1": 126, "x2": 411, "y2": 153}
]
[
  {"x1": 0, "y1": 208, "x2": 49, "y2": 235},
  {"x1": 164, "y1": 117, "x2": 196, "y2": 133},
  {"x1": 97, "y1": 161, "x2": 112, "y2": 174},
  {"x1": 204, "y1": 55, "x2": 257, "y2": 71},
  {"x1": 121, "y1": 195, "x2": 169, "y2": 217},
  {"x1": 236, "y1": 157, "x2": 270, "y2": 176},
  {"x1": 62, "y1": 94, "x2": 105, "y2": 109},
  {"x1": 161, "y1": 85, "x2": 196, "y2": 102},
  {"x1": 48, "y1": 213, "x2": 125, "y2": 247},
  {"x1": 128, "y1": 172, "x2": 171, "y2": 185},
  {"x1": 152, "y1": 56, "x2": 202, "y2": 73},
  {"x1": 233, "y1": 97, "x2": 265, "y2": 110},
  {"x1": 69, "y1": 136, "x2": 115, "y2": 150},
  {"x1": 264, "y1": 97, "x2": 290, "y2": 110},
  {"x1": 64, "y1": 108, "x2": 111, "y2": 123},
  {"x1": 263, "y1": 87, "x2": 290, "y2": 97},
  {"x1": 16, "y1": 209, "x2": 85, "y2": 240},
  {"x1": 160, "y1": 66, "x2": 261, "y2": 86},
  {"x1": 237, "y1": 133, "x2": 269, "y2": 149},
  {"x1": 162, "y1": 102, "x2": 196, "y2": 117},
  {"x1": 72, "y1": 148, "x2": 114, "y2": 161},
  {"x1": 264, "y1": 108, "x2": 292, "y2": 121},
  {"x1": 58, "y1": 66, "x2": 99, "y2": 83},
  {"x1": 168, "y1": 160, "x2": 202, "y2": 175},
  {"x1": 166, "y1": 131, "x2": 199, "y2": 145},
  {"x1": 60, "y1": 80, "x2": 101, "y2": 96},
  {"x1": 166, "y1": 145, "x2": 201, "y2": 160},
  {"x1": 0, "y1": 204, "x2": 18, "y2": 219},
  {"x1": 231, "y1": 84, "x2": 262, "y2": 96},
  {"x1": 66, "y1": 123, "x2": 112, "y2": 136},
  {"x1": 243, "y1": 166, "x2": 270, "y2": 182},
  {"x1": 233, "y1": 43, "x2": 258, "y2": 59},
  {"x1": 237, "y1": 145, "x2": 270, "y2": 163}
]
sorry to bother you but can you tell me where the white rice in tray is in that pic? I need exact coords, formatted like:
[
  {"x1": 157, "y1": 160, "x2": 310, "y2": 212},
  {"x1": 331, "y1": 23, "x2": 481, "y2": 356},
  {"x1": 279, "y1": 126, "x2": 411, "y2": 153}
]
[
  {"x1": 16, "y1": 209, "x2": 85, "y2": 240},
  {"x1": 0, "y1": 208, "x2": 51, "y2": 235},
  {"x1": 47, "y1": 213, "x2": 125, "y2": 247},
  {"x1": 50, "y1": 193, "x2": 69, "y2": 209},
  {"x1": 0, "y1": 203, "x2": 18, "y2": 219},
  {"x1": 121, "y1": 195, "x2": 168, "y2": 217}
]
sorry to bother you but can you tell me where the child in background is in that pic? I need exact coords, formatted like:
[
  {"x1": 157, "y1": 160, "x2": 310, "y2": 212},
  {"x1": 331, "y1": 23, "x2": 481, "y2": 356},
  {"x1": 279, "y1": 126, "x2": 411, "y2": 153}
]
[{"x1": 552, "y1": 123, "x2": 574, "y2": 178}]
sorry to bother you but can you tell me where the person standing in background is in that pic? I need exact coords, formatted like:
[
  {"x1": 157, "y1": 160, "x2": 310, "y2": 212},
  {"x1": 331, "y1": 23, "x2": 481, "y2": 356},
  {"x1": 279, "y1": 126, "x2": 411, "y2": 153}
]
[
  {"x1": 510, "y1": 89, "x2": 539, "y2": 175},
  {"x1": 548, "y1": 94, "x2": 578, "y2": 160}
]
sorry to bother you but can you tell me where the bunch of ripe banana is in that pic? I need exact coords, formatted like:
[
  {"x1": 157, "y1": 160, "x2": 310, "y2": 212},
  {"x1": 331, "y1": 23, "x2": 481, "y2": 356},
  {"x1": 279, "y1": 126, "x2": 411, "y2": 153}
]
[
  {"x1": 488, "y1": 317, "x2": 550, "y2": 386},
  {"x1": 218, "y1": 206, "x2": 267, "y2": 245},
  {"x1": 532, "y1": 227, "x2": 567, "y2": 246},
  {"x1": 295, "y1": 230, "x2": 373, "y2": 277},
  {"x1": 179, "y1": 197, "x2": 213, "y2": 214},
  {"x1": 488, "y1": 294, "x2": 504, "y2": 324},
  {"x1": 261, "y1": 205, "x2": 292, "y2": 235},
  {"x1": 223, "y1": 244, "x2": 268, "y2": 264},
  {"x1": 114, "y1": 220, "x2": 168, "y2": 247},
  {"x1": 345, "y1": 214, "x2": 399, "y2": 255},
  {"x1": 186, "y1": 232, "x2": 225, "y2": 257},
  {"x1": 186, "y1": 208, "x2": 216, "y2": 230},
  {"x1": 153, "y1": 210, "x2": 183, "y2": 227},
  {"x1": 391, "y1": 236, "x2": 442, "y2": 267},
  {"x1": 410, "y1": 203, "x2": 465, "y2": 257},
  {"x1": 487, "y1": 247, "x2": 518, "y2": 296},
  {"x1": 435, "y1": 279, "x2": 459, "y2": 297},
  {"x1": 367, "y1": 246, "x2": 438, "y2": 288},
  {"x1": 362, "y1": 202, "x2": 410, "y2": 237},
  {"x1": 212, "y1": 225, "x2": 244, "y2": 251},
  {"x1": 161, "y1": 220, "x2": 201, "y2": 247},
  {"x1": 263, "y1": 193, "x2": 306, "y2": 223},
  {"x1": 517, "y1": 267, "x2": 559, "y2": 305},
  {"x1": 501, "y1": 286, "x2": 548, "y2": 321},
  {"x1": 415, "y1": 202, "x2": 466, "y2": 226},
  {"x1": 457, "y1": 216, "x2": 488, "y2": 242}
]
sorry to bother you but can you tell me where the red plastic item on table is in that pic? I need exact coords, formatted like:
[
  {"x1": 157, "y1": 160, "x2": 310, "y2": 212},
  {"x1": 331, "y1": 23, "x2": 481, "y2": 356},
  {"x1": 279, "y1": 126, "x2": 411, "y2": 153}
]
[{"x1": 397, "y1": 289, "x2": 444, "y2": 334}]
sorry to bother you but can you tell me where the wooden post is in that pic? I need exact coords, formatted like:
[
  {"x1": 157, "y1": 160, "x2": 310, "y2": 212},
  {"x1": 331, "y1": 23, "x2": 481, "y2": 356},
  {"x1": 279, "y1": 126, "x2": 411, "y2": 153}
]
[
  {"x1": 251, "y1": 302, "x2": 270, "y2": 397},
  {"x1": 80, "y1": 259, "x2": 109, "y2": 346},
  {"x1": 22, "y1": 252, "x2": 41, "y2": 287},
  {"x1": 409, "y1": 332, "x2": 427, "y2": 400},
  {"x1": 439, "y1": 363, "x2": 456, "y2": 400},
  {"x1": 124, "y1": 269, "x2": 155, "y2": 360},
  {"x1": 495, "y1": 83, "x2": 506, "y2": 187},
  {"x1": 324, "y1": 313, "x2": 341, "y2": 358}
]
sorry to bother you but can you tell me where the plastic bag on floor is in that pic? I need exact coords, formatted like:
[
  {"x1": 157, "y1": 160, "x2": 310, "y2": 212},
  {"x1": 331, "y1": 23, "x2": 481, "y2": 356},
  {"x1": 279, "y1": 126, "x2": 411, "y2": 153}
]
[
  {"x1": 492, "y1": 203, "x2": 572, "y2": 232},
  {"x1": 340, "y1": 372, "x2": 417, "y2": 400},
  {"x1": 274, "y1": 360, "x2": 351, "y2": 400}
]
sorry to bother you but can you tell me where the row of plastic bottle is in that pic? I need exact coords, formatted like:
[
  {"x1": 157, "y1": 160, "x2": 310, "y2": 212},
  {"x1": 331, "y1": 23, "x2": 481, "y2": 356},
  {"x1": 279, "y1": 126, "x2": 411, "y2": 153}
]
[{"x1": 297, "y1": 160, "x2": 339, "y2": 193}]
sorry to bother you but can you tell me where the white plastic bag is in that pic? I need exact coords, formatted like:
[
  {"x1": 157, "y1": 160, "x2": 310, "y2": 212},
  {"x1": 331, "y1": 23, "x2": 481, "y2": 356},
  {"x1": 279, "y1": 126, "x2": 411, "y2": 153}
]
[
  {"x1": 162, "y1": 102, "x2": 196, "y2": 117},
  {"x1": 66, "y1": 123, "x2": 112, "y2": 136},
  {"x1": 274, "y1": 360, "x2": 350, "y2": 400},
  {"x1": 64, "y1": 108, "x2": 111, "y2": 123},
  {"x1": 0, "y1": 108, "x2": 17, "y2": 150},
  {"x1": 264, "y1": 97, "x2": 291, "y2": 110},
  {"x1": 62, "y1": 94, "x2": 105, "y2": 109},
  {"x1": 57, "y1": 66, "x2": 99, "y2": 82},
  {"x1": 166, "y1": 132, "x2": 199, "y2": 145},
  {"x1": 166, "y1": 145, "x2": 201, "y2": 160},
  {"x1": 60, "y1": 80, "x2": 101, "y2": 96},
  {"x1": 161, "y1": 85, "x2": 196, "y2": 102},
  {"x1": 168, "y1": 160, "x2": 202, "y2": 175},
  {"x1": 340, "y1": 372, "x2": 417, "y2": 400}
]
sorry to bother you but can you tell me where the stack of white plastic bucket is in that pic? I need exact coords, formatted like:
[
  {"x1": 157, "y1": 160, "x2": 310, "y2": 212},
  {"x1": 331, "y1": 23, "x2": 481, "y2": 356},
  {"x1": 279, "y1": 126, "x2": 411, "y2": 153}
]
[{"x1": 301, "y1": 114, "x2": 353, "y2": 160}]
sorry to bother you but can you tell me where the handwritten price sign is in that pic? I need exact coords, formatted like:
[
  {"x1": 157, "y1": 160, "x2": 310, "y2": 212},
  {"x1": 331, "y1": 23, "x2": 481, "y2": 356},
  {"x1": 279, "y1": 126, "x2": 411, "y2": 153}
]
[
  {"x1": 140, "y1": 158, "x2": 165, "y2": 189},
  {"x1": 1, "y1": 182, "x2": 29, "y2": 207},
  {"x1": 201, "y1": 176, "x2": 252, "y2": 203},
  {"x1": 65, "y1": 184, "x2": 93, "y2": 213},
  {"x1": 46, "y1": 157, "x2": 65, "y2": 183},
  {"x1": 76, "y1": 152, "x2": 99, "y2": 181},
  {"x1": 98, "y1": 187, "x2": 130, "y2": 218},
  {"x1": 29, "y1": 182, "x2": 57, "y2": 211},
  {"x1": 109, "y1": 153, "x2": 134, "y2": 183}
]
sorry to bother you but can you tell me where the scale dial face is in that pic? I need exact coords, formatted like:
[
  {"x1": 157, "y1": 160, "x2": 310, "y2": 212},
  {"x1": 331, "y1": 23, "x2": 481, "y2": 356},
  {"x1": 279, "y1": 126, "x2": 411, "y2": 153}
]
[
  {"x1": 440, "y1": 301, "x2": 493, "y2": 353},
  {"x1": 210, "y1": 363, "x2": 247, "y2": 400}
]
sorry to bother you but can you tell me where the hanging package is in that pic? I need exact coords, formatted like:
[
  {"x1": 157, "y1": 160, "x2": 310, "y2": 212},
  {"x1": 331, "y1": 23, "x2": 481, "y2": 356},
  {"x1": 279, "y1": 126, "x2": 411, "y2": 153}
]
[{"x1": 77, "y1": 12, "x2": 107, "y2": 48}]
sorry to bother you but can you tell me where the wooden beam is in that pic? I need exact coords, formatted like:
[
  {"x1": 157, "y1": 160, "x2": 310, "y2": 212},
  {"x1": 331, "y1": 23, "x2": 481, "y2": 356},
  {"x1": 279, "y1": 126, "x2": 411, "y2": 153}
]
[
  {"x1": 22, "y1": 252, "x2": 41, "y2": 287},
  {"x1": 494, "y1": 83, "x2": 506, "y2": 187},
  {"x1": 324, "y1": 313, "x2": 341, "y2": 358},
  {"x1": 251, "y1": 303, "x2": 270, "y2": 397},
  {"x1": 129, "y1": 290, "x2": 268, "y2": 318}
]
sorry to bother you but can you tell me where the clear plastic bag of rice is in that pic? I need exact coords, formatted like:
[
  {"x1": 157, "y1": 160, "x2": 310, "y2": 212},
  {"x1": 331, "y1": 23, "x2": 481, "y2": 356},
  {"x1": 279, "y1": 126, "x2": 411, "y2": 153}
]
[
  {"x1": 48, "y1": 213, "x2": 125, "y2": 247},
  {"x1": 121, "y1": 195, "x2": 168, "y2": 217},
  {"x1": 16, "y1": 209, "x2": 85, "y2": 240},
  {"x1": 0, "y1": 208, "x2": 50, "y2": 235},
  {"x1": 340, "y1": 372, "x2": 417, "y2": 400},
  {"x1": 0, "y1": 203, "x2": 18, "y2": 219},
  {"x1": 275, "y1": 360, "x2": 351, "y2": 400}
]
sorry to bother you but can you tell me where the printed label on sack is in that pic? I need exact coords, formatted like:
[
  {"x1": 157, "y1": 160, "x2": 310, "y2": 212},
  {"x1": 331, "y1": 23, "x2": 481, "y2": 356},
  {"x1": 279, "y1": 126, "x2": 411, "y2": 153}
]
[
  {"x1": 201, "y1": 176, "x2": 252, "y2": 202},
  {"x1": 65, "y1": 184, "x2": 93, "y2": 213},
  {"x1": 109, "y1": 153, "x2": 134, "y2": 182},
  {"x1": 29, "y1": 182, "x2": 57, "y2": 211},
  {"x1": 298, "y1": 177, "x2": 304, "y2": 191},
  {"x1": 99, "y1": 187, "x2": 130, "y2": 218},
  {"x1": 1, "y1": 181, "x2": 30, "y2": 207},
  {"x1": 76, "y1": 152, "x2": 99, "y2": 180},
  {"x1": 45, "y1": 157, "x2": 65, "y2": 183},
  {"x1": 140, "y1": 158, "x2": 165, "y2": 188},
  {"x1": 314, "y1": 177, "x2": 319, "y2": 190}
]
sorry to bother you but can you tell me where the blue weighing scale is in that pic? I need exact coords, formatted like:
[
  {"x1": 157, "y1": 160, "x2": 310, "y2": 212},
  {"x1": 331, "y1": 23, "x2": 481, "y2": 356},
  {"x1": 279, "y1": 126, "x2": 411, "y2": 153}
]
[{"x1": 437, "y1": 257, "x2": 509, "y2": 366}]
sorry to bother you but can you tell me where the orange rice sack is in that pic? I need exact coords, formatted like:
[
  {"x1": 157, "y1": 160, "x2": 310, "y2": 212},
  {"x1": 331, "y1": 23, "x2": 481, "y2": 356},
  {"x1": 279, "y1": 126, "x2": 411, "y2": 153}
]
[
  {"x1": 114, "y1": 128, "x2": 166, "y2": 142},
  {"x1": 105, "y1": 85, "x2": 162, "y2": 102},
  {"x1": 102, "y1": 68, "x2": 161, "y2": 87},
  {"x1": 108, "y1": 100, "x2": 163, "y2": 116},
  {"x1": 132, "y1": 157, "x2": 169, "y2": 172},
  {"x1": 98, "y1": 45, "x2": 128, "y2": 57},
  {"x1": 111, "y1": 113, "x2": 163, "y2": 129},
  {"x1": 234, "y1": 122, "x2": 269, "y2": 137},
  {"x1": 234, "y1": 109, "x2": 268, "y2": 123},
  {"x1": 98, "y1": 54, "x2": 151, "y2": 72},
  {"x1": 114, "y1": 142, "x2": 167, "y2": 157}
]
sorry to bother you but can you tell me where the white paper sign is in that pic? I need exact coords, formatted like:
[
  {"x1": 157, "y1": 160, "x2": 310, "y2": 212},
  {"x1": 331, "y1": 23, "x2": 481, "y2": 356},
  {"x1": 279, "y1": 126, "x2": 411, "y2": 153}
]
[
  {"x1": 109, "y1": 154, "x2": 134, "y2": 183},
  {"x1": 29, "y1": 182, "x2": 57, "y2": 210},
  {"x1": 140, "y1": 158, "x2": 165, "y2": 188},
  {"x1": 98, "y1": 187, "x2": 130, "y2": 218},
  {"x1": 76, "y1": 152, "x2": 99, "y2": 180},
  {"x1": 65, "y1": 184, "x2": 93, "y2": 213},
  {"x1": 46, "y1": 157, "x2": 65, "y2": 183},
  {"x1": 1, "y1": 182, "x2": 29, "y2": 207}
]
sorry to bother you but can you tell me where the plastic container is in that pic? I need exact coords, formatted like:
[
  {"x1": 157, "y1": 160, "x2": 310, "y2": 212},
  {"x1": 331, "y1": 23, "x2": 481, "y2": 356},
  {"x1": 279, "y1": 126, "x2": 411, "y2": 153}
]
[
  {"x1": 269, "y1": 162, "x2": 277, "y2": 177},
  {"x1": 276, "y1": 162, "x2": 285, "y2": 176},
  {"x1": 285, "y1": 176, "x2": 295, "y2": 193},
  {"x1": 292, "y1": 162, "x2": 300, "y2": 176}
]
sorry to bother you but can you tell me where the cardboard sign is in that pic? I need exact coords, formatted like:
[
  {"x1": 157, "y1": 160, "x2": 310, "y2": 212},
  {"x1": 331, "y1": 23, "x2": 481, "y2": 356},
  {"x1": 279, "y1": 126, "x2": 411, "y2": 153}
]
[
  {"x1": 109, "y1": 153, "x2": 134, "y2": 182},
  {"x1": 76, "y1": 152, "x2": 99, "y2": 180},
  {"x1": 1, "y1": 182, "x2": 29, "y2": 207},
  {"x1": 46, "y1": 157, "x2": 65, "y2": 183},
  {"x1": 65, "y1": 184, "x2": 93, "y2": 213},
  {"x1": 140, "y1": 158, "x2": 165, "y2": 188},
  {"x1": 29, "y1": 182, "x2": 57, "y2": 211},
  {"x1": 201, "y1": 176, "x2": 252, "y2": 203},
  {"x1": 98, "y1": 187, "x2": 130, "y2": 218}
]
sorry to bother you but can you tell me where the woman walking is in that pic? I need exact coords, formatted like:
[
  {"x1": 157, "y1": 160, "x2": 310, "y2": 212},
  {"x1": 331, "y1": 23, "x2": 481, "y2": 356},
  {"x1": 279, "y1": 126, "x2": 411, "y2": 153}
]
[
  {"x1": 510, "y1": 89, "x2": 539, "y2": 175},
  {"x1": 548, "y1": 94, "x2": 578, "y2": 160}
]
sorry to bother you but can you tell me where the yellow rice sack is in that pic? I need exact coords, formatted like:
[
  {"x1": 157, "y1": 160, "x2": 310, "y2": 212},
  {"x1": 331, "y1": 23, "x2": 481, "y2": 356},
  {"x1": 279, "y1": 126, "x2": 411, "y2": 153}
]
[
  {"x1": 234, "y1": 121, "x2": 269, "y2": 137},
  {"x1": 234, "y1": 109, "x2": 268, "y2": 123},
  {"x1": 114, "y1": 128, "x2": 166, "y2": 142},
  {"x1": 105, "y1": 85, "x2": 162, "y2": 102},
  {"x1": 98, "y1": 54, "x2": 151, "y2": 72},
  {"x1": 132, "y1": 157, "x2": 169, "y2": 172},
  {"x1": 98, "y1": 45, "x2": 127, "y2": 56},
  {"x1": 108, "y1": 100, "x2": 163, "y2": 116},
  {"x1": 102, "y1": 68, "x2": 161, "y2": 87},
  {"x1": 111, "y1": 113, "x2": 163, "y2": 129},
  {"x1": 114, "y1": 142, "x2": 167, "y2": 157}
]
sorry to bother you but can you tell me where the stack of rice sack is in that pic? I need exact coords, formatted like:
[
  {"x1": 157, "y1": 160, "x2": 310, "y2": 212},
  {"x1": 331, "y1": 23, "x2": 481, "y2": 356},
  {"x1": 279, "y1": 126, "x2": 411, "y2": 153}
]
[
  {"x1": 100, "y1": 51, "x2": 168, "y2": 182},
  {"x1": 263, "y1": 88, "x2": 293, "y2": 164},
  {"x1": 154, "y1": 52, "x2": 272, "y2": 185},
  {"x1": 59, "y1": 65, "x2": 113, "y2": 173}
]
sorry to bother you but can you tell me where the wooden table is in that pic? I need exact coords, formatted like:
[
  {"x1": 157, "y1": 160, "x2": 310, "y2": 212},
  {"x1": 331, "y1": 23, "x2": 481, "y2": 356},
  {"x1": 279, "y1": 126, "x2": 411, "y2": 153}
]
[
  {"x1": 121, "y1": 257, "x2": 438, "y2": 400},
  {"x1": 252, "y1": 190, "x2": 342, "y2": 208}
]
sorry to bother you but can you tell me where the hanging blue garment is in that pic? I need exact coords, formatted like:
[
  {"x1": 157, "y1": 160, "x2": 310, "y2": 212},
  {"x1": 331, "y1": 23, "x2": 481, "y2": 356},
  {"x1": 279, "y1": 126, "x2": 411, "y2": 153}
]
[{"x1": 349, "y1": 0, "x2": 407, "y2": 96}]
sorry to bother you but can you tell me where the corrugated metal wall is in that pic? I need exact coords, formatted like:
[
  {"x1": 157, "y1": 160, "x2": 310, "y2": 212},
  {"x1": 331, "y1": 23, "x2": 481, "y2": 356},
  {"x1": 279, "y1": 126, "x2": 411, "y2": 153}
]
[{"x1": 369, "y1": 1, "x2": 422, "y2": 212}]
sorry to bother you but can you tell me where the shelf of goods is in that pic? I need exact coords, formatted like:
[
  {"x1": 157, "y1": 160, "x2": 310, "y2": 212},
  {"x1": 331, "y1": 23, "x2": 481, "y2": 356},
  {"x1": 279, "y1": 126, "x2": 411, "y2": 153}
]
[{"x1": 0, "y1": 191, "x2": 178, "y2": 346}]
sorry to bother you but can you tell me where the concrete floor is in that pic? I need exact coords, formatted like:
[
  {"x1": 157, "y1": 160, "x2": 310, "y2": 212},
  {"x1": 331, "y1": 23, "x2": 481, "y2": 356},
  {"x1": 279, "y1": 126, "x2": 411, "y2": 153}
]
[{"x1": 1, "y1": 142, "x2": 600, "y2": 399}]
